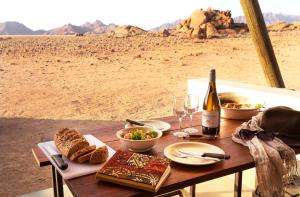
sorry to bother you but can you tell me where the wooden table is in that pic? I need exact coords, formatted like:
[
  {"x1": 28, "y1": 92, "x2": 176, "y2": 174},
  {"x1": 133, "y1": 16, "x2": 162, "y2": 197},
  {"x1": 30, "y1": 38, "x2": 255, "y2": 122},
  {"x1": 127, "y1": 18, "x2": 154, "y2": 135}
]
[{"x1": 32, "y1": 113, "x2": 254, "y2": 197}]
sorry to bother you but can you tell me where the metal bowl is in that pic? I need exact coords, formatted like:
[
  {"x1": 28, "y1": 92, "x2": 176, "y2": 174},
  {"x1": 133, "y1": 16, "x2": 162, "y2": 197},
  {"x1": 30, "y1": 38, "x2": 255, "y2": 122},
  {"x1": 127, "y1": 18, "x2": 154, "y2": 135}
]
[{"x1": 218, "y1": 92, "x2": 264, "y2": 120}]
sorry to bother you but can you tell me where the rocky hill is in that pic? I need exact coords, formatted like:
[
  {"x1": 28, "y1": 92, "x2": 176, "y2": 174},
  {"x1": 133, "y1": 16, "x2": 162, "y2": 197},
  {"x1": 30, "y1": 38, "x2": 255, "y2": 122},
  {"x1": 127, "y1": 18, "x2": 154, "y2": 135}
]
[
  {"x1": 151, "y1": 12, "x2": 300, "y2": 32},
  {"x1": 107, "y1": 25, "x2": 146, "y2": 38},
  {"x1": 173, "y1": 8, "x2": 248, "y2": 39}
]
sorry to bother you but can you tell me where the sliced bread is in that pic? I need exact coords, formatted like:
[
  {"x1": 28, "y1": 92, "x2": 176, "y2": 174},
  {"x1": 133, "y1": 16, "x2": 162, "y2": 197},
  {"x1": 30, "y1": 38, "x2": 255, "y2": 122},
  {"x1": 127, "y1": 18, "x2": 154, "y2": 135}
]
[
  {"x1": 66, "y1": 138, "x2": 89, "y2": 158},
  {"x1": 77, "y1": 151, "x2": 94, "y2": 163},
  {"x1": 77, "y1": 146, "x2": 109, "y2": 164},
  {"x1": 54, "y1": 128, "x2": 89, "y2": 158},
  {"x1": 89, "y1": 146, "x2": 108, "y2": 164},
  {"x1": 69, "y1": 145, "x2": 96, "y2": 161},
  {"x1": 55, "y1": 128, "x2": 81, "y2": 145}
]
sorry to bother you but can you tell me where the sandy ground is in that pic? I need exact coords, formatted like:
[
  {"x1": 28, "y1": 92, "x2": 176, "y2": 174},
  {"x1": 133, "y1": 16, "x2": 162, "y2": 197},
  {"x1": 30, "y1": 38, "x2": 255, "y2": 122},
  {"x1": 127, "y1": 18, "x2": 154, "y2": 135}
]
[{"x1": 1, "y1": 30, "x2": 300, "y2": 196}]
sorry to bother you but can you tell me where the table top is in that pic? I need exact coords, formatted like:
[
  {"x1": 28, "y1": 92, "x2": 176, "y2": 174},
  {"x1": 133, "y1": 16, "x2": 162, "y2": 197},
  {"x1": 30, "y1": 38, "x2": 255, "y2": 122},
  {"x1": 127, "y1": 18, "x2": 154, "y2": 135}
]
[{"x1": 32, "y1": 113, "x2": 254, "y2": 197}]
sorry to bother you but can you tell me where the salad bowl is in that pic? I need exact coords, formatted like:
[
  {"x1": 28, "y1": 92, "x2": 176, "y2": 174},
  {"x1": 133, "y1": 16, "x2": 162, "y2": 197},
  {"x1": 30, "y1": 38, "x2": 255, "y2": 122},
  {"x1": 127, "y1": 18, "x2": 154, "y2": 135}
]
[{"x1": 116, "y1": 126, "x2": 162, "y2": 152}]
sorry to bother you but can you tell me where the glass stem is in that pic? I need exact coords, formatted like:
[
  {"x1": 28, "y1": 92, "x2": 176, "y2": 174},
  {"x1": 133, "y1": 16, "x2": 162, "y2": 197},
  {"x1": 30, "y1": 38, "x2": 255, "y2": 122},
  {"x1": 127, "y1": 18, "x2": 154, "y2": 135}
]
[
  {"x1": 179, "y1": 117, "x2": 183, "y2": 131},
  {"x1": 190, "y1": 114, "x2": 193, "y2": 128}
]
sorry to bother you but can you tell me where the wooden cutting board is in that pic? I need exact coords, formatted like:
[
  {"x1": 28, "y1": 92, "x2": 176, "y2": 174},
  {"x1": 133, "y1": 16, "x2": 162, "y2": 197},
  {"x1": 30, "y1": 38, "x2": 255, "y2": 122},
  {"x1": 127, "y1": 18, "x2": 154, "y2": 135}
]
[{"x1": 38, "y1": 134, "x2": 116, "y2": 179}]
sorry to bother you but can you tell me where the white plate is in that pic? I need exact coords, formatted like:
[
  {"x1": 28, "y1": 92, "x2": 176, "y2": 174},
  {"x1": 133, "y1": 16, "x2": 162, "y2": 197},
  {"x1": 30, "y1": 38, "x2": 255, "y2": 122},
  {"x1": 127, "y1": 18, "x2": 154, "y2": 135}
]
[
  {"x1": 164, "y1": 142, "x2": 225, "y2": 165},
  {"x1": 125, "y1": 120, "x2": 171, "y2": 132}
]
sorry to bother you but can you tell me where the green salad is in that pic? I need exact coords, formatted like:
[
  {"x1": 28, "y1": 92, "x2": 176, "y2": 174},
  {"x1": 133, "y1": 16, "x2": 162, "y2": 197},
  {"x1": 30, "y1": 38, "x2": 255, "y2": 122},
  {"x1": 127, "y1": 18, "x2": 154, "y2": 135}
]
[{"x1": 122, "y1": 129, "x2": 158, "y2": 140}]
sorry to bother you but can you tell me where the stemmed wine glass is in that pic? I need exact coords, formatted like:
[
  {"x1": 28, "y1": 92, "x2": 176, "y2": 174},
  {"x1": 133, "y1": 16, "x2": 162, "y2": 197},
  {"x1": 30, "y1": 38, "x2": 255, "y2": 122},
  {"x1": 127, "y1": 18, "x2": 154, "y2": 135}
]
[
  {"x1": 183, "y1": 94, "x2": 199, "y2": 134},
  {"x1": 173, "y1": 96, "x2": 188, "y2": 137}
]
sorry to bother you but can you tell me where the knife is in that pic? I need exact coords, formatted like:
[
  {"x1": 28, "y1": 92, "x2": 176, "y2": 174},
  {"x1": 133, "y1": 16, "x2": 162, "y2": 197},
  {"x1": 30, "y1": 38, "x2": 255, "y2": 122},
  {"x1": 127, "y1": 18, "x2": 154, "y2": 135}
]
[
  {"x1": 179, "y1": 150, "x2": 230, "y2": 160},
  {"x1": 44, "y1": 144, "x2": 68, "y2": 170},
  {"x1": 125, "y1": 119, "x2": 164, "y2": 130},
  {"x1": 183, "y1": 135, "x2": 206, "y2": 140},
  {"x1": 126, "y1": 119, "x2": 145, "y2": 126}
]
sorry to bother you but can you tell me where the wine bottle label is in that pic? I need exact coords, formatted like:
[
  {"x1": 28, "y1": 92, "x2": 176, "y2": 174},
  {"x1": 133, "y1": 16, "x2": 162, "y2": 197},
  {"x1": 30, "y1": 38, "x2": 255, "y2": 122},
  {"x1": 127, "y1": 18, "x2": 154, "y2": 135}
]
[{"x1": 202, "y1": 110, "x2": 220, "y2": 128}]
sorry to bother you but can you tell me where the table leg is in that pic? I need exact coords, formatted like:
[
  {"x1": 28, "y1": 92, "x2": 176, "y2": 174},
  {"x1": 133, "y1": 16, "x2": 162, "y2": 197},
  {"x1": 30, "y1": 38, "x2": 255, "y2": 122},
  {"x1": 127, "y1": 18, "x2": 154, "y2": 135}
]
[
  {"x1": 234, "y1": 171, "x2": 243, "y2": 197},
  {"x1": 55, "y1": 168, "x2": 64, "y2": 197},
  {"x1": 155, "y1": 190, "x2": 184, "y2": 197},
  {"x1": 51, "y1": 165, "x2": 58, "y2": 197},
  {"x1": 190, "y1": 185, "x2": 196, "y2": 197}
]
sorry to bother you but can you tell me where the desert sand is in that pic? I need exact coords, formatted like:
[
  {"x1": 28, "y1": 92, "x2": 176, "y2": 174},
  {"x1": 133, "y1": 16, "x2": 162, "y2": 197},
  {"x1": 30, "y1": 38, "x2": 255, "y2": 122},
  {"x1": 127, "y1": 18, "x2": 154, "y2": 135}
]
[{"x1": 1, "y1": 29, "x2": 300, "y2": 196}]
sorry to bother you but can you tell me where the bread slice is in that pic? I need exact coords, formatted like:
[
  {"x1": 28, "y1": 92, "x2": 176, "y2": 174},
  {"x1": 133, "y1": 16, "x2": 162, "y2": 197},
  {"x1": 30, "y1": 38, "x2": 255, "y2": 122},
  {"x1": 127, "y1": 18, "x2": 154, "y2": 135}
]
[
  {"x1": 89, "y1": 146, "x2": 108, "y2": 164},
  {"x1": 66, "y1": 139, "x2": 89, "y2": 158},
  {"x1": 69, "y1": 145, "x2": 96, "y2": 161},
  {"x1": 77, "y1": 146, "x2": 109, "y2": 164},
  {"x1": 77, "y1": 151, "x2": 94, "y2": 163}
]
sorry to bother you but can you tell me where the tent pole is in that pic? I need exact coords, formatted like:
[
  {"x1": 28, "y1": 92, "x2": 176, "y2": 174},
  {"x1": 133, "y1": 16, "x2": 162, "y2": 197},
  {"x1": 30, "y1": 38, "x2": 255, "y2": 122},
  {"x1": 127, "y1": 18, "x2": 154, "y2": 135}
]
[{"x1": 240, "y1": 0, "x2": 285, "y2": 88}]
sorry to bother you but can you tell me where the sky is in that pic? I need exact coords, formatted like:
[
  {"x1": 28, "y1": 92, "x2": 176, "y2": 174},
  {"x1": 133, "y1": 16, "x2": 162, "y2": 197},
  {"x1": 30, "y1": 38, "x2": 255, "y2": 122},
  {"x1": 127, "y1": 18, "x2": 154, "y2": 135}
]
[{"x1": 1, "y1": 0, "x2": 299, "y2": 31}]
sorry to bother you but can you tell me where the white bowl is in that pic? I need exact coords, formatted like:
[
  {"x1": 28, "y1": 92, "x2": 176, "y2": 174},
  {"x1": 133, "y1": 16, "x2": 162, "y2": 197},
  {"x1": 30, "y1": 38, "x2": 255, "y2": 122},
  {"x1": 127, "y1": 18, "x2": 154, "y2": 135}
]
[
  {"x1": 116, "y1": 126, "x2": 162, "y2": 152},
  {"x1": 219, "y1": 92, "x2": 264, "y2": 120}
]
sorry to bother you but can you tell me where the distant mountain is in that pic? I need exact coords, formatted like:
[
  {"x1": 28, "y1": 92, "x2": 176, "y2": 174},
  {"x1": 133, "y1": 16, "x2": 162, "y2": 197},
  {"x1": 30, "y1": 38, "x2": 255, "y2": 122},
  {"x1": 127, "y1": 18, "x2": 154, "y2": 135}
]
[
  {"x1": 150, "y1": 19, "x2": 182, "y2": 31},
  {"x1": 46, "y1": 20, "x2": 117, "y2": 35},
  {"x1": 34, "y1": 29, "x2": 48, "y2": 35},
  {"x1": 0, "y1": 21, "x2": 36, "y2": 35},
  {"x1": 81, "y1": 20, "x2": 117, "y2": 34},
  {"x1": 234, "y1": 12, "x2": 300, "y2": 25},
  {"x1": 2, "y1": 12, "x2": 300, "y2": 35},
  {"x1": 47, "y1": 23, "x2": 86, "y2": 35},
  {"x1": 0, "y1": 20, "x2": 117, "y2": 35}
]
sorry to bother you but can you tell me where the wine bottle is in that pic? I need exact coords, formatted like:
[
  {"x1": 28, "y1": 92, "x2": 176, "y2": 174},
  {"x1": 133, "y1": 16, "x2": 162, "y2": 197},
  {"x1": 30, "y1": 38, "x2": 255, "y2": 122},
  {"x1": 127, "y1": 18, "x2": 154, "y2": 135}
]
[{"x1": 202, "y1": 69, "x2": 221, "y2": 138}]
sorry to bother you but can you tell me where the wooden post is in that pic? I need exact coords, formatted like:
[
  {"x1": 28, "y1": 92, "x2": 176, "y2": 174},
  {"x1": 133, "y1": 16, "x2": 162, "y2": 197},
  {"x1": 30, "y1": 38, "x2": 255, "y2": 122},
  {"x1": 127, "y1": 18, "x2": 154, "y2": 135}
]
[{"x1": 240, "y1": 0, "x2": 285, "y2": 88}]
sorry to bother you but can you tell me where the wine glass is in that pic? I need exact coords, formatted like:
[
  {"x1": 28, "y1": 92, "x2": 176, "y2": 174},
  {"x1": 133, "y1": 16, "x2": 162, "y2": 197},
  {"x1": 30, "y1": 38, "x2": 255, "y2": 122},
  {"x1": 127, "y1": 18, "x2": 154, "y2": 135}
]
[
  {"x1": 173, "y1": 96, "x2": 187, "y2": 137},
  {"x1": 183, "y1": 94, "x2": 199, "y2": 134}
]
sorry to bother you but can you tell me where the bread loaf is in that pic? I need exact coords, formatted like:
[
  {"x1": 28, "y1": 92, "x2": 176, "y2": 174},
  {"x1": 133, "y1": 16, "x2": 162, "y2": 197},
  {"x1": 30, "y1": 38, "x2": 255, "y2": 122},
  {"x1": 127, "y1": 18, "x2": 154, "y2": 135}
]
[
  {"x1": 54, "y1": 128, "x2": 89, "y2": 159},
  {"x1": 54, "y1": 128, "x2": 109, "y2": 164}
]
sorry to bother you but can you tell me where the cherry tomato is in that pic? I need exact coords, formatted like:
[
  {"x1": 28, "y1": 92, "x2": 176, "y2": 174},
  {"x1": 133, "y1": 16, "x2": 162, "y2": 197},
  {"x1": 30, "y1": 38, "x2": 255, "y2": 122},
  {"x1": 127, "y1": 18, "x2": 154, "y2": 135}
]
[
  {"x1": 124, "y1": 133, "x2": 132, "y2": 139},
  {"x1": 146, "y1": 135, "x2": 152, "y2": 140}
]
